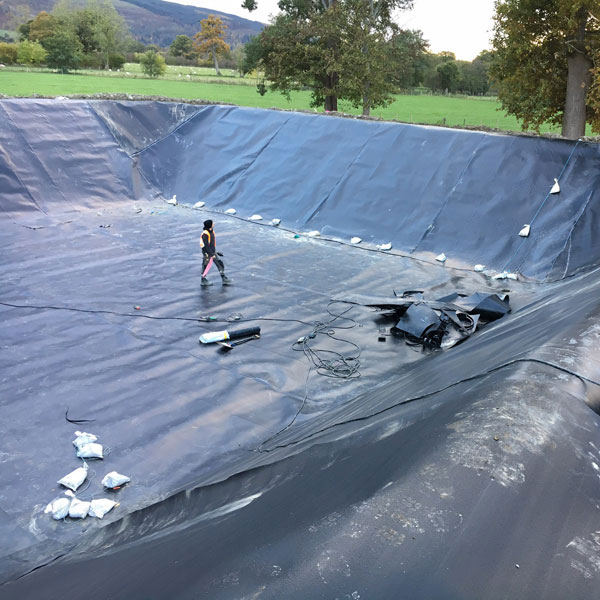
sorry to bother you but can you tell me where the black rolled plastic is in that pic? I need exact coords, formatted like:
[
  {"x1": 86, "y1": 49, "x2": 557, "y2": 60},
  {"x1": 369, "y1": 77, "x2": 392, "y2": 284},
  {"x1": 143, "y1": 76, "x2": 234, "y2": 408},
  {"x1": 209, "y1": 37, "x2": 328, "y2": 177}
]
[{"x1": 228, "y1": 326, "x2": 261, "y2": 341}]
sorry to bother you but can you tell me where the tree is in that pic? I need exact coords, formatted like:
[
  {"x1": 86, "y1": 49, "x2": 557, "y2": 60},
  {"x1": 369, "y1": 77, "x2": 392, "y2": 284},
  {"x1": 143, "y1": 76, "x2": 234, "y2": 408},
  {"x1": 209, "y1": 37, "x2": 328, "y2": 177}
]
[
  {"x1": 457, "y1": 52, "x2": 493, "y2": 96},
  {"x1": 244, "y1": 0, "x2": 341, "y2": 111},
  {"x1": 170, "y1": 35, "x2": 196, "y2": 60},
  {"x1": 359, "y1": 0, "x2": 415, "y2": 115},
  {"x1": 53, "y1": 0, "x2": 128, "y2": 69},
  {"x1": 0, "y1": 43, "x2": 18, "y2": 64},
  {"x1": 436, "y1": 60, "x2": 460, "y2": 93},
  {"x1": 28, "y1": 12, "x2": 60, "y2": 46},
  {"x1": 108, "y1": 53, "x2": 125, "y2": 70},
  {"x1": 44, "y1": 30, "x2": 83, "y2": 73},
  {"x1": 17, "y1": 40, "x2": 47, "y2": 65},
  {"x1": 243, "y1": 0, "x2": 413, "y2": 113},
  {"x1": 18, "y1": 20, "x2": 33, "y2": 42},
  {"x1": 94, "y1": 5, "x2": 127, "y2": 69},
  {"x1": 54, "y1": 0, "x2": 99, "y2": 54},
  {"x1": 240, "y1": 34, "x2": 266, "y2": 76},
  {"x1": 491, "y1": 0, "x2": 600, "y2": 138},
  {"x1": 338, "y1": 0, "x2": 400, "y2": 115},
  {"x1": 194, "y1": 15, "x2": 230, "y2": 75},
  {"x1": 422, "y1": 51, "x2": 461, "y2": 93},
  {"x1": 387, "y1": 28, "x2": 429, "y2": 89},
  {"x1": 139, "y1": 49, "x2": 166, "y2": 77}
]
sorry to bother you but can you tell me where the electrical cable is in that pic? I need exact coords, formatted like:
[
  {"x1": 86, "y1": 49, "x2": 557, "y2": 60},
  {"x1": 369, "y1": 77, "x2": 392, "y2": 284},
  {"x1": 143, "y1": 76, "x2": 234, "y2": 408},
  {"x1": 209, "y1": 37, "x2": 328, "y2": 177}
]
[
  {"x1": 256, "y1": 301, "x2": 362, "y2": 451},
  {"x1": 0, "y1": 301, "x2": 316, "y2": 327},
  {"x1": 292, "y1": 301, "x2": 361, "y2": 380},
  {"x1": 2, "y1": 297, "x2": 364, "y2": 450},
  {"x1": 257, "y1": 366, "x2": 313, "y2": 450},
  {"x1": 65, "y1": 408, "x2": 96, "y2": 423},
  {"x1": 256, "y1": 356, "x2": 600, "y2": 453}
]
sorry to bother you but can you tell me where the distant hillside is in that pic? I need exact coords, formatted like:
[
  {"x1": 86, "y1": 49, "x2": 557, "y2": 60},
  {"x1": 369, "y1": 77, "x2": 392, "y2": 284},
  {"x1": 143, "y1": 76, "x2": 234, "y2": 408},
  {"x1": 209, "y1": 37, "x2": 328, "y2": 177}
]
[{"x1": 0, "y1": 0, "x2": 265, "y2": 47}]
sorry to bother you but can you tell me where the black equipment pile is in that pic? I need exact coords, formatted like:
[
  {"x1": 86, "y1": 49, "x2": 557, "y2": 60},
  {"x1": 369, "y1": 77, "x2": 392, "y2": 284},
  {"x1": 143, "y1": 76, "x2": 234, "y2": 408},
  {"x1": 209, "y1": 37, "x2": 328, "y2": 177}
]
[{"x1": 338, "y1": 291, "x2": 511, "y2": 351}]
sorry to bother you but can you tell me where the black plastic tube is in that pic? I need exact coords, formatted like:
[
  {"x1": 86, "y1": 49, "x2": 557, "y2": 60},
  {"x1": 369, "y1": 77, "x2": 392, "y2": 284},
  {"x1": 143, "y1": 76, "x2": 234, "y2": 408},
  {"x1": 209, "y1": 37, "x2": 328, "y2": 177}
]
[{"x1": 228, "y1": 326, "x2": 261, "y2": 341}]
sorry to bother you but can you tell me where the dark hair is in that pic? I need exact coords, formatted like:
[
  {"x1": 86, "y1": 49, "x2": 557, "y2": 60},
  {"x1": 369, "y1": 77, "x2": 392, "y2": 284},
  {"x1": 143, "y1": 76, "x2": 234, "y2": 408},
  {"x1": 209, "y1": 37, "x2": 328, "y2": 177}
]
[{"x1": 203, "y1": 220, "x2": 213, "y2": 229}]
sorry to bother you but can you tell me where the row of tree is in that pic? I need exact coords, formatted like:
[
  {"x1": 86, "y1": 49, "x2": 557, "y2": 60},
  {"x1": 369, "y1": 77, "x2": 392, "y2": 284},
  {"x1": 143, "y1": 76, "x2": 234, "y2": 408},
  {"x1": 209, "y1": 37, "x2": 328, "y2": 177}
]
[
  {"x1": 138, "y1": 16, "x2": 232, "y2": 78},
  {"x1": 240, "y1": 0, "x2": 600, "y2": 137},
  {"x1": 11, "y1": 0, "x2": 131, "y2": 72},
  {"x1": 2, "y1": 0, "x2": 492, "y2": 100},
  {"x1": 238, "y1": 0, "x2": 492, "y2": 116},
  {"x1": 6, "y1": 0, "x2": 594, "y2": 138},
  {"x1": 2, "y1": 4, "x2": 241, "y2": 76},
  {"x1": 169, "y1": 25, "x2": 492, "y2": 96}
]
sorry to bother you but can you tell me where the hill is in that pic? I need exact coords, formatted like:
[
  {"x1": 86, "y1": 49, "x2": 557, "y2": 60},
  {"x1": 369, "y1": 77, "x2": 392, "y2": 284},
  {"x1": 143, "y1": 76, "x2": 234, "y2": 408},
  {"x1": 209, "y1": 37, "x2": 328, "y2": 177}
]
[{"x1": 0, "y1": 0, "x2": 265, "y2": 47}]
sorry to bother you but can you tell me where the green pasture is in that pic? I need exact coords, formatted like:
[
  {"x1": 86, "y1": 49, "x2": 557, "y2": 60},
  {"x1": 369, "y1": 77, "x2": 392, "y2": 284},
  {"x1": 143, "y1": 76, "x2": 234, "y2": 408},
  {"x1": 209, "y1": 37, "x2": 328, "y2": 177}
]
[{"x1": 0, "y1": 67, "x2": 565, "y2": 134}]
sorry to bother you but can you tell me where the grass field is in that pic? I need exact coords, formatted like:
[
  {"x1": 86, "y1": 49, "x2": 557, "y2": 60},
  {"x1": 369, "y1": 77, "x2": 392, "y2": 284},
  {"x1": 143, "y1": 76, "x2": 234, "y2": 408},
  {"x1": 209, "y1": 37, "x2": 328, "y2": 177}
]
[{"x1": 0, "y1": 66, "x2": 566, "y2": 134}]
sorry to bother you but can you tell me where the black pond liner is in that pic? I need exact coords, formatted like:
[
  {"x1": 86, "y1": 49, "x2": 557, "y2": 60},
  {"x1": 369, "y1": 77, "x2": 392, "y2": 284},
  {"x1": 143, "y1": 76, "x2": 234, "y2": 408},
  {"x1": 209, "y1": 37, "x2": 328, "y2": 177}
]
[{"x1": 1, "y1": 100, "x2": 600, "y2": 599}]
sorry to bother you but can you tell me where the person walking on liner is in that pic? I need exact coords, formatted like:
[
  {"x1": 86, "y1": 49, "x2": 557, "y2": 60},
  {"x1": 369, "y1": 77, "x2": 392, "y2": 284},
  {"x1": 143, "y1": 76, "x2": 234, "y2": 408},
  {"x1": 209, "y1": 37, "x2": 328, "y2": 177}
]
[{"x1": 200, "y1": 219, "x2": 232, "y2": 287}]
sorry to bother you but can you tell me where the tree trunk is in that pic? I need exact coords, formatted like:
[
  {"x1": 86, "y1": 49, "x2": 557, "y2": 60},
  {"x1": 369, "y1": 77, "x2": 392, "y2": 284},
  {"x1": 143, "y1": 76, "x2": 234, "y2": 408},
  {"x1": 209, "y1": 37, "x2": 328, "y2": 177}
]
[
  {"x1": 212, "y1": 48, "x2": 221, "y2": 76},
  {"x1": 362, "y1": 81, "x2": 371, "y2": 116},
  {"x1": 562, "y1": 12, "x2": 592, "y2": 139},
  {"x1": 324, "y1": 72, "x2": 338, "y2": 111},
  {"x1": 323, "y1": 0, "x2": 338, "y2": 111},
  {"x1": 562, "y1": 52, "x2": 592, "y2": 139}
]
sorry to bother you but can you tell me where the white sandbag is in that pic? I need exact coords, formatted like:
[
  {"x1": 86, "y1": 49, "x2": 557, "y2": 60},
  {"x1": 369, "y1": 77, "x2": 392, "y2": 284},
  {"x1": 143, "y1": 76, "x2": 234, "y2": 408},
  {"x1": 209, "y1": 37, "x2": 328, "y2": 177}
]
[
  {"x1": 166, "y1": 195, "x2": 177, "y2": 205},
  {"x1": 493, "y1": 271, "x2": 518, "y2": 281},
  {"x1": 193, "y1": 201, "x2": 205, "y2": 208},
  {"x1": 550, "y1": 178, "x2": 560, "y2": 194},
  {"x1": 45, "y1": 497, "x2": 71, "y2": 520},
  {"x1": 436, "y1": 253, "x2": 447, "y2": 263},
  {"x1": 69, "y1": 498, "x2": 90, "y2": 519},
  {"x1": 102, "y1": 471, "x2": 131, "y2": 489},
  {"x1": 57, "y1": 464, "x2": 88, "y2": 491},
  {"x1": 351, "y1": 237, "x2": 362, "y2": 244},
  {"x1": 224, "y1": 208, "x2": 236, "y2": 215},
  {"x1": 72, "y1": 431, "x2": 98, "y2": 449},
  {"x1": 307, "y1": 230, "x2": 320, "y2": 237},
  {"x1": 518, "y1": 224, "x2": 531, "y2": 237},
  {"x1": 89, "y1": 499, "x2": 118, "y2": 519},
  {"x1": 378, "y1": 242, "x2": 392, "y2": 251},
  {"x1": 76, "y1": 442, "x2": 104, "y2": 459},
  {"x1": 271, "y1": 219, "x2": 281, "y2": 226},
  {"x1": 474, "y1": 264, "x2": 485, "y2": 272},
  {"x1": 249, "y1": 214, "x2": 262, "y2": 221}
]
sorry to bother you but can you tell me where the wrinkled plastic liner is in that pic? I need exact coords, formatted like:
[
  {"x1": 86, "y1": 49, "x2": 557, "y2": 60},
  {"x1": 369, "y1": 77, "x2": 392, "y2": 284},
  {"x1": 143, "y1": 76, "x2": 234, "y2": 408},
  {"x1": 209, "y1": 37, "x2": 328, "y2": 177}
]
[{"x1": 2, "y1": 100, "x2": 600, "y2": 600}]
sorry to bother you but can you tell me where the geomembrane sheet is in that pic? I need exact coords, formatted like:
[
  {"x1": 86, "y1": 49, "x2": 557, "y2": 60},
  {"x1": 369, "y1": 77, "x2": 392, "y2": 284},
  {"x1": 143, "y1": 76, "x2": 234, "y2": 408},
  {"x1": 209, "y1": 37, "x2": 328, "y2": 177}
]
[{"x1": 1, "y1": 100, "x2": 600, "y2": 599}]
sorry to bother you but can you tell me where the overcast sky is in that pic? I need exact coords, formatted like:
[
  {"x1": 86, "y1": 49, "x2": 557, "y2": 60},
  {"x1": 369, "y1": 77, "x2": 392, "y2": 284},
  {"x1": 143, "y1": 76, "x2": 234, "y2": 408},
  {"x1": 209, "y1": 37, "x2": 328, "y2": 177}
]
[{"x1": 166, "y1": 0, "x2": 496, "y2": 61}]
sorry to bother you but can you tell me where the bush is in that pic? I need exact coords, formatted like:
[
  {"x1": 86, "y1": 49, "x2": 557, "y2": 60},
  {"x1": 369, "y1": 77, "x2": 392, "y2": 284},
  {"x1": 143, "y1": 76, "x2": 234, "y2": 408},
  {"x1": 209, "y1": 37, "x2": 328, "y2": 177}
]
[
  {"x1": 17, "y1": 40, "x2": 47, "y2": 65},
  {"x1": 44, "y1": 31, "x2": 82, "y2": 73},
  {"x1": 139, "y1": 50, "x2": 166, "y2": 78},
  {"x1": 108, "y1": 53, "x2": 126, "y2": 70},
  {"x1": 0, "y1": 42, "x2": 18, "y2": 64},
  {"x1": 79, "y1": 53, "x2": 103, "y2": 68}
]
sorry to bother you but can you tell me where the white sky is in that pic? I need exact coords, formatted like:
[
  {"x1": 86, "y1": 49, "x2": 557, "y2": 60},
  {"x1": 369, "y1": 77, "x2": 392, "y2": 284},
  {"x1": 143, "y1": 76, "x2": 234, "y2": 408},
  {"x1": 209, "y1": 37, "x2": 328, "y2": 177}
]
[{"x1": 167, "y1": 0, "x2": 496, "y2": 61}]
